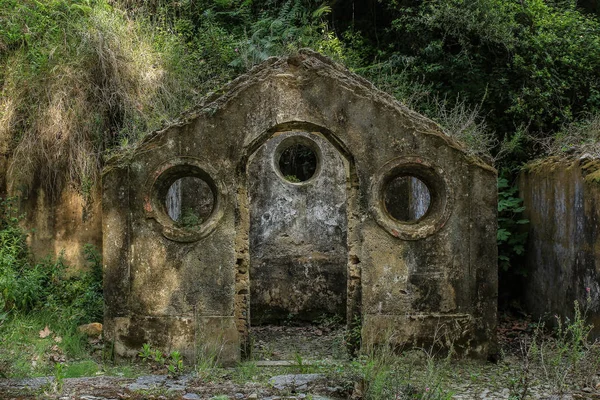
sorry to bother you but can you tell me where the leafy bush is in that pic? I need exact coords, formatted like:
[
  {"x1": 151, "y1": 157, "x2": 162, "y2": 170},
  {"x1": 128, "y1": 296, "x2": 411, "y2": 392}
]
[
  {"x1": 497, "y1": 176, "x2": 529, "y2": 275},
  {"x1": 0, "y1": 197, "x2": 102, "y2": 324},
  {"x1": 178, "y1": 207, "x2": 203, "y2": 228},
  {"x1": 539, "y1": 114, "x2": 600, "y2": 157},
  {"x1": 363, "y1": 0, "x2": 600, "y2": 162},
  {"x1": 228, "y1": 0, "x2": 340, "y2": 69},
  {"x1": 45, "y1": 244, "x2": 104, "y2": 325},
  {"x1": 0, "y1": 197, "x2": 42, "y2": 312}
]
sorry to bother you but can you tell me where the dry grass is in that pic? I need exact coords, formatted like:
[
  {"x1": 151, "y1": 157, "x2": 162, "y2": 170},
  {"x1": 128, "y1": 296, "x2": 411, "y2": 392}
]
[
  {"x1": 358, "y1": 62, "x2": 496, "y2": 162},
  {"x1": 0, "y1": 3, "x2": 204, "y2": 200},
  {"x1": 428, "y1": 95, "x2": 497, "y2": 162},
  {"x1": 536, "y1": 114, "x2": 600, "y2": 158}
]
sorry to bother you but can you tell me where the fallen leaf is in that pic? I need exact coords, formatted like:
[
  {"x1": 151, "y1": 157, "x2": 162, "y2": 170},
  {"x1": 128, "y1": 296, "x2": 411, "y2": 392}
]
[
  {"x1": 54, "y1": 336, "x2": 62, "y2": 343},
  {"x1": 49, "y1": 353, "x2": 66, "y2": 363},
  {"x1": 39, "y1": 326, "x2": 51, "y2": 338}
]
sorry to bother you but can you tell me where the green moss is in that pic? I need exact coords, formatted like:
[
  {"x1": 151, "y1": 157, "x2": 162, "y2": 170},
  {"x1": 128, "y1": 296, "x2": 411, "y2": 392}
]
[
  {"x1": 582, "y1": 159, "x2": 600, "y2": 184},
  {"x1": 521, "y1": 156, "x2": 580, "y2": 175}
]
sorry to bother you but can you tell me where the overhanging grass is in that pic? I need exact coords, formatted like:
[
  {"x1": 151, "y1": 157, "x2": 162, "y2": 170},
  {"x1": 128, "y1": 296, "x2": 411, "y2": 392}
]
[{"x1": 0, "y1": 0, "x2": 237, "y2": 199}]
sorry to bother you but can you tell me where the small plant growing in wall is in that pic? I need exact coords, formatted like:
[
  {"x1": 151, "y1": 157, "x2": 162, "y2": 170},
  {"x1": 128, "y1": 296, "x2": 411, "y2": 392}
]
[{"x1": 177, "y1": 207, "x2": 203, "y2": 229}]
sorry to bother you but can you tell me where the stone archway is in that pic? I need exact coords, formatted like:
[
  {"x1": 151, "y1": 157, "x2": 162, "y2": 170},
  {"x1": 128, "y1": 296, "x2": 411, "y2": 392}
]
[{"x1": 247, "y1": 131, "x2": 348, "y2": 324}]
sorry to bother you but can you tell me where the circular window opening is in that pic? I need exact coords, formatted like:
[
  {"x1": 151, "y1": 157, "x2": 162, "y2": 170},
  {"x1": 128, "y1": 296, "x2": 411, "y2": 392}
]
[
  {"x1": 165, "y1": 177, "x2": 214, "y2": 228},
  {"x1": 384, "y1": 175, "x2": 431, "y2": 222},
  {"x1": 278, "y1": 144, "x2": 318, "y2": 183}
]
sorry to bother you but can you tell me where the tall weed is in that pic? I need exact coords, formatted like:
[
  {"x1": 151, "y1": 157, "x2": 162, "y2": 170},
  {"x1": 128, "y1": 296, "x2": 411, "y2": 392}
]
[{"x1": 0, "y1": 0, "x2": 232, "y2": 199}]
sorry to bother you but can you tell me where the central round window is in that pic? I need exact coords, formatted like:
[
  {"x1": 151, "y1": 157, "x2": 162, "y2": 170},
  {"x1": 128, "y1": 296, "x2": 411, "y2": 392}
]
[
  {"x1": 165, "y1": 176, "x2": 215, "y2": 228},
  {"x1": 383, "y1": 175, "x2": 431, "y2": 222},
  {"x1": 278, "y1": 143, "x2": 318, "y2": 183}
]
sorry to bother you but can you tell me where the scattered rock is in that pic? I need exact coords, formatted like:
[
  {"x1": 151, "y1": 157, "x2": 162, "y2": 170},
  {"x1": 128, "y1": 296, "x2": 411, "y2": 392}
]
[
  {"x1": 125, "y1": 375, "x2": 167, "y2": 391},
  {"x1": 78, "y1": 322, "x2": 103, "y2": 337},
  {"x1": 269, "y1": 374, "x2": 324, "y2": 391},
  {"x1": 183, "y1": 394, "x2": 201, "y2": 400},
  {"x1": 165, "y1": 375, "x2": 190, "y2": 392}
]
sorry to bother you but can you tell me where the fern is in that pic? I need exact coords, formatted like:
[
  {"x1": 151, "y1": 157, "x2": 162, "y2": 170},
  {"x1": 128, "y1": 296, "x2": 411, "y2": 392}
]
[
  {"x1": 277, "y1": 0, "x2": 294, "y2": 22},
  {"x1": 312, "y1": 4, "x2": 332, "y2": 19}
]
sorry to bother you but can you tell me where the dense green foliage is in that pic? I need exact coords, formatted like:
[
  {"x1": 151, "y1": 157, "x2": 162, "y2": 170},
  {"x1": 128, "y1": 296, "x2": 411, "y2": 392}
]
[
  {"x1": 0, "y1": 196, "x2": 103, "y2": 374},
  {"x1": 3, "y1": 0, "x2": 599, "y2": 172},
  {"x1": 344, "y1": 0, "x2": 600, "y2": 159},
  {"x1": 1, "y1": 0, "x2": 600, "y2": 283},
  {"x1": 497, "y1": 176, "x2": 529, "y2": 275},
  {"x1": 0, "y1": 198, "x2": 102, "y2": 325}
]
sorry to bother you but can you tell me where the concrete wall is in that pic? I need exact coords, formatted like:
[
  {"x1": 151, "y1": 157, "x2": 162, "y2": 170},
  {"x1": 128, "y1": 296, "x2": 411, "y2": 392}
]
[
  {"x1": 519, "y1": 157, "x2": 600, "y2": 336},
  {"x1": 248, "y1": 131, "x2": 348, "y2": 323},
  {"x1": 103, "y1": 50, "x2": 497, "y2": 364},
  {"x1": 0, "y1": 126, "x2": 101, "y2": 271}
]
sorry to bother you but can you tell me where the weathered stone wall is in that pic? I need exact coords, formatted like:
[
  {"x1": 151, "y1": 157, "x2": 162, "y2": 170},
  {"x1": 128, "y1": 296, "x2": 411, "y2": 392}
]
[
  {"x1": 0, "y1": 123, "x2": 101, "y2": 271},
  {"x1": 0, "y1": 141, "x2": 102, "y2": 270},
  {"x1": 248, "y1": 131, "x2": 348, "y2": 323},
  {"x1": 519, "y1": 157, "x2": 600, "y2": 336},
  {"x1": 103, "y1": 50, "x2": 497, "y2": 364},
  {"x1": 19, "y1": 185, "x2": 102, "y2": 269}
]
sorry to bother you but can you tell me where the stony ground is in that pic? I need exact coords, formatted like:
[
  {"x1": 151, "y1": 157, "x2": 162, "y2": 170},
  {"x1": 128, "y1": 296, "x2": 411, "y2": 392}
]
[
  {"x1": 0, "y1": 373, "x2": 345, "y2": 400},
  {"x1": 1, "y1": 317, "x2": 600, "y2": 399},
  {"x1": 251, "y1": 324, "x2": 347, "y2": 361},
  {"x1": 1, "y1": 363, "x2": 598, "y2": 400}
]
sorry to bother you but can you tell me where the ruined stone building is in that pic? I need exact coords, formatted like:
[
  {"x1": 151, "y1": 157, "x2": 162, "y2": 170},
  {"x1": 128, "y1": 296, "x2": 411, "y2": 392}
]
[{"x1": 102, "y1": 50, "x2": 498, "y2": 363}]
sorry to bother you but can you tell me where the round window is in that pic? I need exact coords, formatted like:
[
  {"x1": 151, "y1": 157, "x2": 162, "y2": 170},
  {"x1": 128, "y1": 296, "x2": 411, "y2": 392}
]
[
  {"x1": 383, "y1": 175, "x2": 431, "y2": 222},
  {"x1": 165, "y1": 176, "x2": 214, "y2": 228},
  {"x1": 146, "y1": 158, "x2": 225, "y2": 242},
  {"x1": 370, "y1": 157, "x2": 453, "y2": 240},
  {"x1": 278, "y1": 143, "x2": 318, "y2": 183}
]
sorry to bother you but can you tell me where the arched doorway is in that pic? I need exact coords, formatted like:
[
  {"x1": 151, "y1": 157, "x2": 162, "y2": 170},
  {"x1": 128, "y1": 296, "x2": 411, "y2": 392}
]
[{"x1": 246, "y1": 130, "x2": 349, "y2": 360}]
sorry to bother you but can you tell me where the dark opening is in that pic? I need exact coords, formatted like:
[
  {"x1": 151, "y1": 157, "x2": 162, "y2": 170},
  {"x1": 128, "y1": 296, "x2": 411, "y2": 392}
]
[
  {"x1": 384, "y1": 175, "x2": 431, "y2": 222},
  {"x1": 278, "y1": 144, "x2": 318, "y2": 182},
  {"x1": 165, "y1": 177, "x2": 214, "y2": 227}
]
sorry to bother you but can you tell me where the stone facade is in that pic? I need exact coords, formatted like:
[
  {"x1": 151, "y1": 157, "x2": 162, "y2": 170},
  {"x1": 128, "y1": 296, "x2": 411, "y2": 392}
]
[
  {"x1": 519, "y1": 157, "x2": 600, "y2": 338},
  {"x1": 102, "y1": 50, "x2": 498, "y2": 364}
]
